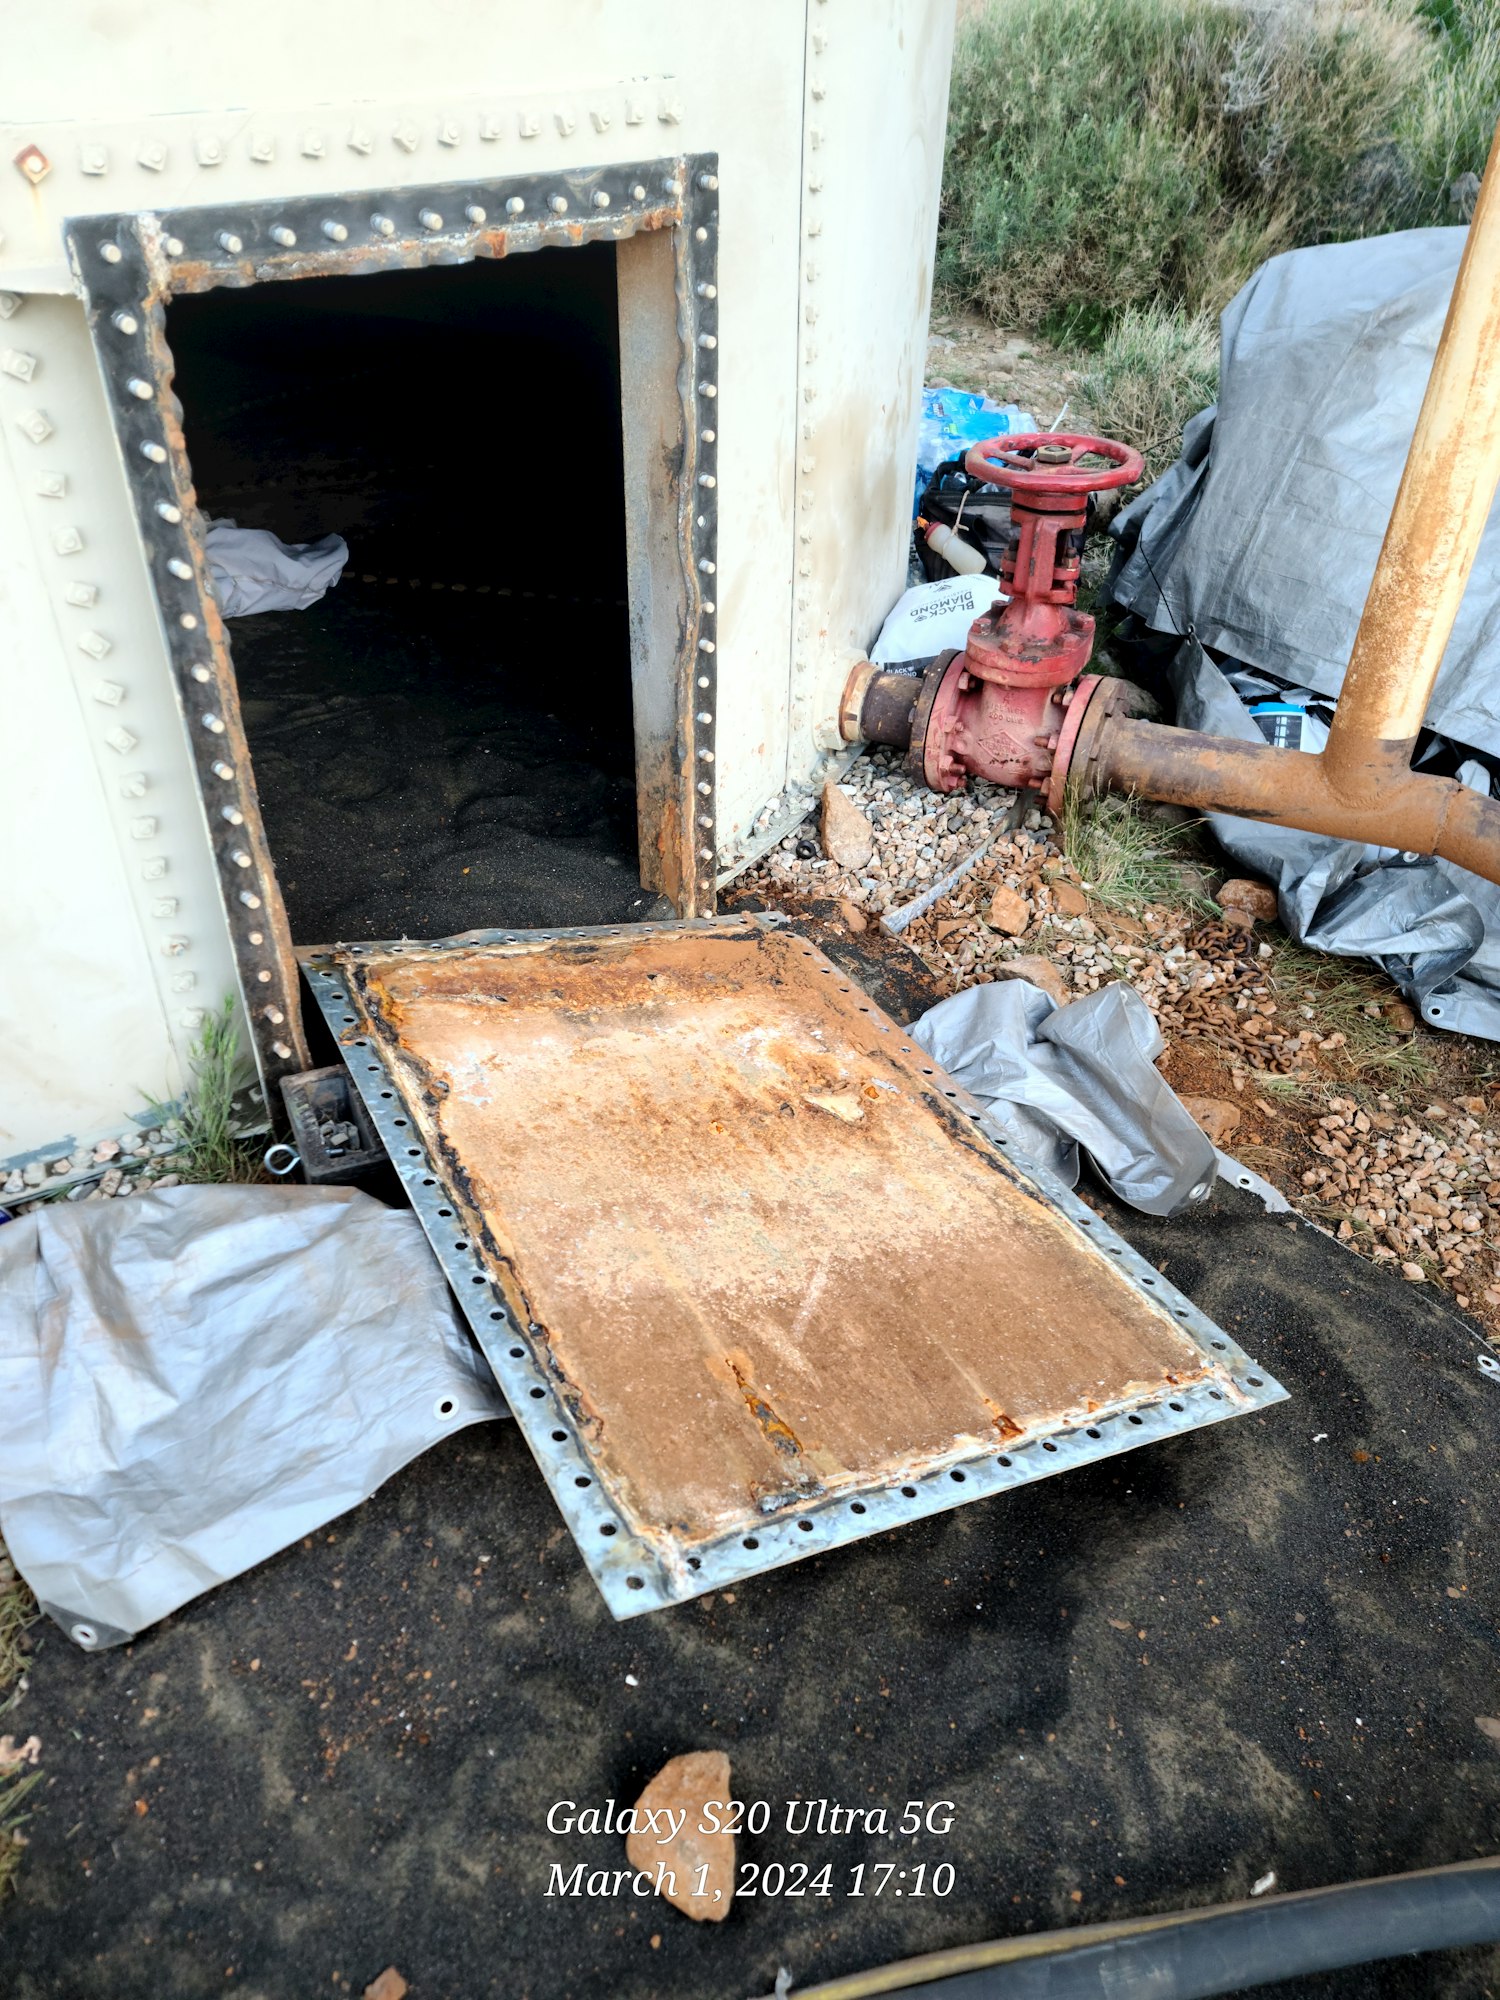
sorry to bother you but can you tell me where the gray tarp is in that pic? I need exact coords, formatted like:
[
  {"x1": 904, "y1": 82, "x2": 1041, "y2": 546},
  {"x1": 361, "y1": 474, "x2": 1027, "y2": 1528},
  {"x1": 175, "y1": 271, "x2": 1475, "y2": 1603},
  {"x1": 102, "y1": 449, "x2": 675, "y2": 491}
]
[
  {"x1": 1167, "y1": 638, "x2": 1500, "y2": 1039},
  {"x1": 1110, "y1": 225, "x2": 1500, "y2": 757},
  {"x1": 0, "y1": 1185, "x2": 505, "y2": 1648},
  {"x1": 915, "y1": 979, "x2": 1227, "y2": 1217}
]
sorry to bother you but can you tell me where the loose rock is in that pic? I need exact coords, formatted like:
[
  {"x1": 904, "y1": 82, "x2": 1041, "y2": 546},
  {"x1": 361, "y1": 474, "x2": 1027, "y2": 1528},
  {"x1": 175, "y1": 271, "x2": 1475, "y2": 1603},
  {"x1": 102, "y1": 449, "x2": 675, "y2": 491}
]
[
  {"x1": 989, "y1": 956, "x2": 1070, "y2": 1008},
  {"x1": 820, "y1": 783, "x2": 875, "y2": 871},
  {"x1": 362, "y1": 1972, "x2": 408, "y2": 2000},
  {"x1": 836, "y1": 897, "x2": 868, "y2": 935},
  {"x1": 93, "y1": 1138, "x2": 121, "y2": 1162},
  {"x1": 1181, "y1": 1097, "x2": 1242, "y2": 1148},
  {"x1": 1217, "y1": 878, "x2": 1278, "y2": 924},
  {"x1": 625, "y1": 1751, "x2": 735, "y2": 1922},
  {"x1": 1050, "y1": 879, "x2": 1089, "y2": 918},
  {"x1": 987, "y1": 885, "x2": 1029, "y2": 936}
]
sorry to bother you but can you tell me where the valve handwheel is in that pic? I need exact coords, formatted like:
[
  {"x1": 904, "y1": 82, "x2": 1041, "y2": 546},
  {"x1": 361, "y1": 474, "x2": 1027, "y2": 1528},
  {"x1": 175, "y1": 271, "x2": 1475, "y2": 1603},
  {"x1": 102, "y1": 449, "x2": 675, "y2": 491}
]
[{"x1": 963, "y1": 431, "x2": 1144, "y2": 499}]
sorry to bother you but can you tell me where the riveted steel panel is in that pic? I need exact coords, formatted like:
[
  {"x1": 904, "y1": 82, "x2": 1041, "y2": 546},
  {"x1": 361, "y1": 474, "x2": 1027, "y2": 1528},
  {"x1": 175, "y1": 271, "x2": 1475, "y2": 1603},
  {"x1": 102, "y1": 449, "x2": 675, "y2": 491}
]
[{"x1": 303, "y1": 917, "x2": 1287, "y2": 1617}]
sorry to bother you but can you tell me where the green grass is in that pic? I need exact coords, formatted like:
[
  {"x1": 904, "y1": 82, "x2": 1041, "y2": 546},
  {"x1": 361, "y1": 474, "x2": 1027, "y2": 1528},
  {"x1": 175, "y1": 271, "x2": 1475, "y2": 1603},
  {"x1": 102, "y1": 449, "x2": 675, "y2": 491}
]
[
  {"x1": 148, "y1": 996, "x2": 263, "y2": 1185},
  {"x1": 1080, "y1": 303, "x2": 1221, "y2": 478},
  {"x1": 1059, "y1": 788, "x2": 1213, "y2": 912},
  {"x1": 1265, "y1": 939, "x2": 1441, "y2": 1085},
  {"x1": 941, "y1": 0, "x2": 1498, "y2": 336}
]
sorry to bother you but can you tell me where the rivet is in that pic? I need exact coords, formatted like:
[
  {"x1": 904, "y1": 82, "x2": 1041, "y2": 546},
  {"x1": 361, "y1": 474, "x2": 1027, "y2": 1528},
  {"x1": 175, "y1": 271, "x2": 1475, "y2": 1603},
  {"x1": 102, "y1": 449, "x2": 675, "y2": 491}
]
[
  {"x1": 238, "y1": 889, "x2": 261, "y2": 908},
  {"x1": 348, "y1": 127, "x2": 374, "y2": 156},
  {"x1": 231, "y1": 850, "x2": 252, "y2": 869},
  {"x1": 167, "y1": 557, "x2": 192, "y2": 579},
  {"x1": 698, "y1": 382, "x2": 717, "y2": 398},
  {"x1": 35, "y1": 472, "x2": 65, "y2": 497},
  {"x1": 180, "y1": 613, "x2": 199, "y2": 630},
  {"x1": 371, "y1": 213, "x2": 396, "y2": 236},
  {"x1": 519, "y1": 113, "x2": 540, "y2": 139},
  {"x1": 156, "y1": 501, "x2": 182, "y2": 524},
  {"x1": 216, "y1": 230, "x2": 244, "y2": 254},
  {"x1": 697, "y1": 781, "x2": 712, "y2": 796},
  {"x1": 700, "y1": 847, "x2": 714, "y2": 861},
  {"x1": 264, "y1": 1006, "x2": 285, "y2": 1024},
  {"x1": 698, "y1": 559, "x2": 715, "y2": 574},
  {"x1": 465, "y1": 204, "x2": 487, "y2": 224},
  {"x1": 130, "y1": 815, "x2": 158, "y2": 840},
  {"x1": 250, "y1": 134, "x2": 275, "y2": 163},
  {"x1": 162, "y1": 935, "x2": 189, "y2": 957},
  {"x1": 139, "y1": 440, "x2": 166, "y2": 463},
  {"x1": 505, "y1": 196, "x2": 525, "y2": 217},
  {"x1": 631, "y1": 184, "x2": 646, "y2": 201},
  {"x1": 248, "y1": 930, "x2": 264, "y2": 945},
  {"x1": 138, "y1": 141, "x2": 168, "y2": 172},
  {"x1": 697, "y1": 172, "x2": 719, "y2": 191},
  {"x1": 301, "y1": 129, "x2": 326, "y2": 159},
  {"x1": 554, "y1": 110, "x2": 576, "y2": 139},
  {"x1": 698, "y1": 473, "x2": 716, "y2": 488},
  {"x1": 112, "y1": 308, "x2": 140, "y2": 335},
  {"x1": 321, "y1": 220, "x2": 349, "y2": 243},
  {"x1": 202, "y1": 713, "x2": 226, "y2": 734},
  {"x1": 211, "y1": 760, "x2": 234, "y2": 780},
  {"x1": 256, "y1": 968, "x2": 272, "y2": 982},
  {"x1": 105, "y1": 727, "x2": 137, "y2": 754},
  {"x1": 701, "y1": 431, "x2": 716, "y2": 447},
  {"x1": 591, "y1": 190, "x2": 610, "y2": 209},
  {"x1": 100, "y1": 242, "x2": 123, "y2": 263},
  {"x1": 191, "y1": 664, "x2": 212, "y2": 683},
  {"x1": 163, "y1": 237, "x2": 184, "y2": 258},
  {"x1": 91, "y1": 678, "x2": 125, "y2": 704},
  {"x1": 697, "y1": 675, "x2": 711, "y2": 689},
  {"x1": 699, "y1": 879, "x2": 712, "y2": 892},
  {"x1": 127, "y1": 378, "x2": 153, "y2": 400},
  {"x1": 270, "y1": 225, "x2": 296, "y2": 248},
  {"x1": 696, "y1": 282, "x2": 716, "y2": 299},
  {"x1": 54, "y1": 526, "x2": 83, "y2": 553},
  {"x1": 548, "y1": 195, "x2": 568, "y2": 215},
  {"x1": 221, "y1": 806, "x2": 244, "y2": 825},
  {"x1": 65, "y1": 582, "x2": 98, "y2": 608},
  {"x1": 698, "y1": 748, "x2": 715, "y2": 763},
  {"x1": 170, "y1": 969, "x2": 195, "y2": 991},
  {"x1": 79, "y1": 143, "x2": 110, "y2": 176},
  {"x1": 479, "y1": 115, "x2": 504, "y2": 141},
  {"x1": 419, "y1": 209, "x2": 444, "y2": 232},
  {"x1": 662, "y1": 176, "x2": 681, "y2": 197},
  {"x1": 702, "y1": 599, "x2": 716, "y2": 614},
  {"x1": 0, "y1": 292, "x2": 21, "y2": 319},
  {"x1": 195, "y1": 135, "x2": 224, "y2": 167},
  {"x1": 79, "y1": 630, "x2": 112, "y2": 659},
  {"x1": 439, "y1": 119, "x2": 461, "y2": 147},
  {"x1": 1, "y1": 349, "x2": 37, "y2": 382},
  {"x1": 697, "y1": 333, "x2": 717, "y2": 350},
  {"x1": 697, "y1": 814, "x2": 713, "y2": 828},
  {"x1": 393, "y1": 122, "x2": 420, "y2": 153},
  {"x1": 271, "y1": 1041, "x2": 293, "y2": 1060},
  {"x1": 14, "y1": 142, "x2": 50, "y2": 184},
  {"x1": 697, "y1": 711, "x2": 713, "y2": 724},
  {"x1": 694, "y1": 226, "x2": 708, "y2": 242}
]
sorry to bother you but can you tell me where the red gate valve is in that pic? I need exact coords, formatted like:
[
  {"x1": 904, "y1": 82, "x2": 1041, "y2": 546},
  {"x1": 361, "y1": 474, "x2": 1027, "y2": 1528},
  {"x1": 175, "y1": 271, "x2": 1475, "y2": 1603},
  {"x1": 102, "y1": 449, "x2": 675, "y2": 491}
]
[{"x1": 906, "y1": 433, "x2": 1144, "y2": 809}]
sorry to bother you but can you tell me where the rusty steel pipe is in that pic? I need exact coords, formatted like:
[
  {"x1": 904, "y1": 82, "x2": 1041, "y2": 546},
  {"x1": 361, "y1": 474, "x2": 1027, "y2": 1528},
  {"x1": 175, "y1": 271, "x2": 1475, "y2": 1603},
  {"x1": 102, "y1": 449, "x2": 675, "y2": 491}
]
[
  {"x1": 1323, "y1": 112, "x2": 1500, "y2": 802},
  {"x1": 1073, "y1": 115, "x2": 1500, "y2": 887}
]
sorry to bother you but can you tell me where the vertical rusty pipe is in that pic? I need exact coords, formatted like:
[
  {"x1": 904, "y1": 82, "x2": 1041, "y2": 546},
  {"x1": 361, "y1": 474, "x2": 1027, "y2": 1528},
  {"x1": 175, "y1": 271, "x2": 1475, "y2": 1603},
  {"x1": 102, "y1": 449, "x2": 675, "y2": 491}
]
[{"x1": 1324, "y1": 115, "x2": 1500, "y2": 804}]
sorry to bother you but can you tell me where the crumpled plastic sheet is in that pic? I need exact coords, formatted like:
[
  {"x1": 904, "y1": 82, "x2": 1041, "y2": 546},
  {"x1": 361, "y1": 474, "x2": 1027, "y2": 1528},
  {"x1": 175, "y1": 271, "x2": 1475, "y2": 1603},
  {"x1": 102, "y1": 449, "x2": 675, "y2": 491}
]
[
  {"x1": 1107, "y1": 226, "x2": 1500, "y2": 758},
  {"x1": 912, "y1": 979, "x2": 1224, "y2": 1217},
  {"x1": 0, "y1": 1185, "x2": 506, "y2": 1649},
  {"x1": 1169, "y1": 638, "x2": 1500, "y2": 1042},
  {"x1": 203, "y1": 518, "x2": 348, "y2": 616}
]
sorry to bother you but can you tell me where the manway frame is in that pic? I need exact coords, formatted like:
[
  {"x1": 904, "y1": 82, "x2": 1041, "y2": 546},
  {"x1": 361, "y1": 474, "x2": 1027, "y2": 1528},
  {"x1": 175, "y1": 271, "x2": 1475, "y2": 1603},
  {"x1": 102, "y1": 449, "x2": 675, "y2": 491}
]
[{"x1": 303, "y1": 916, "x2": 1287, "y2": 1619}]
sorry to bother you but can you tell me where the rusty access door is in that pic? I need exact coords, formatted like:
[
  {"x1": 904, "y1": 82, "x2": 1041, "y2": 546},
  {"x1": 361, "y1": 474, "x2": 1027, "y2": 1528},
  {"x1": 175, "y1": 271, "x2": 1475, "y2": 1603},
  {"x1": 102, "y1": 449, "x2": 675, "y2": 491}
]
[{"x1": 303, "y1": 917, "x2": 1285, "y2": 1617}]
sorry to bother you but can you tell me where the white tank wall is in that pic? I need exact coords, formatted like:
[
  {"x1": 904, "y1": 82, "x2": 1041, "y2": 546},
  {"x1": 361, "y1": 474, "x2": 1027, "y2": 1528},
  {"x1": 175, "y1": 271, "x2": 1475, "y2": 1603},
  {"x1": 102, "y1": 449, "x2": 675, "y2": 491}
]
[{"x1": 0, "y1": 0, "x2": 956, "y2": 1162}]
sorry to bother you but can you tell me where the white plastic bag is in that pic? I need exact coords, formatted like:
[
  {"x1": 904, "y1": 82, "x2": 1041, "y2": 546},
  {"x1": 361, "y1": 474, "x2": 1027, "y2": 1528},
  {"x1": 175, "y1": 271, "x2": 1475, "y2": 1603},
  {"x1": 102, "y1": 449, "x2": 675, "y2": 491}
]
[
  {"x1": 869, "y1": 573, "x2": 1001, "y2": 665},
  {"x1": 203, "y1": 517, "x2": 348, "y2": 616}
]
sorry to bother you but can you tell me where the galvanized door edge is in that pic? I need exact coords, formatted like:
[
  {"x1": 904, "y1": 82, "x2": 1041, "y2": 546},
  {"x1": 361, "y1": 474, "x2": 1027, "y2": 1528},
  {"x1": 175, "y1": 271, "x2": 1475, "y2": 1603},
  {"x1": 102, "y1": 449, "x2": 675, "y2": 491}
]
[
  {"x1": 65, "y1": 154, "x2": 719, "y2": 1110},
  {"x1": 301, "y1": 919, "x2": 1288, "y2": 1621}
]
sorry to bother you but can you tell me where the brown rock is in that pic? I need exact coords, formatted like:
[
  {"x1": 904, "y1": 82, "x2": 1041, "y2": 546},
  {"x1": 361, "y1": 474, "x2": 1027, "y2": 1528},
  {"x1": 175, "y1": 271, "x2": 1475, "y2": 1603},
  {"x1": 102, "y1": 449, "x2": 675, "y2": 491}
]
[
  {"x1": 836, "y1": 897, "x2": 867, "y2": 934},
  {"x1": 625, "y1": 1750, "x2": 734, "y2": 1922},
  {"x1": 986, "y1": 885, "x2": 1029, "y2": 936},
  {"x1": 1049, "y1": 880, "x2": 1089, "y2": 917},
  {"x1": 990, "y1": 957, "x2": 1070, "y2": 1009},
  {"x1": 1181, "y1": 1096, "x2": 1241, "y2": 1148},
  {"x1": 1216, "y1": 877, "x2": 1278, "y2": 924},
  {"x1": 1477, "y1": 1717, "x2": 1500, "y2": 1747},
  {"x1": 820, "y1": 783, "x2": 874, "y2": 870},
  {"x1": 363, "y1": 1972, "x2": 408, "y2": 2000},
  {"x1": 1384, "y1": 998, "x2": 1417, "y2": 1035}
]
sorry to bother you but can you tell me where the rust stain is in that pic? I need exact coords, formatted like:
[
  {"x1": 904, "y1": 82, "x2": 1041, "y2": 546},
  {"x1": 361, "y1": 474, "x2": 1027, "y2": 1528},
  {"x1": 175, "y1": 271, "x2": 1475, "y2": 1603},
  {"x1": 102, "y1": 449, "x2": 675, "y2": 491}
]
[{"x1": 336, "y1": 924, "x2": 1217, "y2": 1548}]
